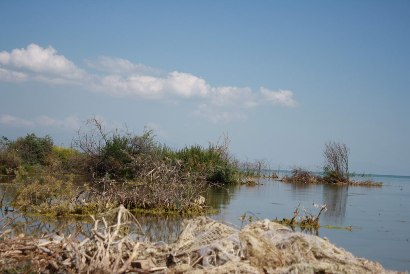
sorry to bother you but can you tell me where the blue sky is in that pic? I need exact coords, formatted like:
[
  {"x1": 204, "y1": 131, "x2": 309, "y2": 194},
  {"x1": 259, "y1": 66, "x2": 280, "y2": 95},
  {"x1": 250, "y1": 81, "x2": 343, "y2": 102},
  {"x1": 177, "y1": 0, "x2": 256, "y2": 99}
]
[{"x1": 0, "y1": 1, "x2": 409, "y2": 175}]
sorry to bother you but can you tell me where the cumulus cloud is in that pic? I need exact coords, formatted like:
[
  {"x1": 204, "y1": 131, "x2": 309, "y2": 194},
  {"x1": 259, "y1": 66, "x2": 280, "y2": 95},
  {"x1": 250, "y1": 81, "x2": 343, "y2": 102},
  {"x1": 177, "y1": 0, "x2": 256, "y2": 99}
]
[
  {"x1": 0, "y1": 44, "x2": 86, "y2": 83},
  {"x1": 0, "y1": 68, "x2": 27, "y2": 82},
  {"x1": 260, "y1": 87, "x2": 297, "y2": 107},
  {"x1": 97, "y1": 70, "x2": 211, "y2": 99},
  {"x1": 0, "y1": 114, "x2": 80, "y2": 130},
  {"x1": 86, "y1": 56, "x2": 160, "y2": 76},
  {"x1": 0, "y1": 44, "x2": 298, "y2": 124},
  {"x1": 210, "y1": 86, "x2": 257, "y2": 108}
]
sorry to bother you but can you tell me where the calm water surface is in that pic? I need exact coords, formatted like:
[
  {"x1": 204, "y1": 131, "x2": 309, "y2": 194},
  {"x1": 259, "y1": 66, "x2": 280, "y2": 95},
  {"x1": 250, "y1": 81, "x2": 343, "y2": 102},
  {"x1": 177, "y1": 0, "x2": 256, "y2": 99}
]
[
  {"x1": 1, "y1": 174, "x2": 409, "y2": 271},
  {"x1": 209, "y1": 174, "x2": 410, "y2": 272}
]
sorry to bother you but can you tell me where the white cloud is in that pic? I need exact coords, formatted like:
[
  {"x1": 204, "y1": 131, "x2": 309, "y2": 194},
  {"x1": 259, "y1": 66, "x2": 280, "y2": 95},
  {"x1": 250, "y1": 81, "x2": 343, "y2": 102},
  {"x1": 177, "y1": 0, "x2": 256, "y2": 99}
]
[
  {"x1": 0, "y1": 44, "x2": 298, "y2": 124},
  {"x1": 166, "y1": 71, "x2": 210, "y2": 97},
  {"x1": 86, "y1": 56, "x2": 160, "y2": 76},
  {"x1": 210, "y1": 86, "x2": 257, "y2": 108},
  {"x1": 194, "y1": 87, "x2": 297, "y2": 123},
  {"x1": 0, "y1": 68, "x2": 27, "y2": 82},
  {"x1": 0, "y1": 114, "x2": 80, "y2": 130},
  {"x1": 260, "y1": 87, "x2": 297, "y2": 107},
  {"x1": 0, "y1": 44, "x2": 86, "y2": 83},
  {"x1": 98, "y1": 70, "x2": 211, "y2": 99},
  {"x1": 0, "y1": 114, "x2": 34, "y2": 127}
]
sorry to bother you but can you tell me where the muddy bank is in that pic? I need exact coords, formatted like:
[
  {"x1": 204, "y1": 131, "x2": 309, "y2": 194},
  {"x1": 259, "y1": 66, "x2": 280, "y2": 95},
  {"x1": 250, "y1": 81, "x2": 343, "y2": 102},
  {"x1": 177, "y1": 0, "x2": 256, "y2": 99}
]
[{"x1": 0, "y1": 206, "x2": 401, "y2": 273}]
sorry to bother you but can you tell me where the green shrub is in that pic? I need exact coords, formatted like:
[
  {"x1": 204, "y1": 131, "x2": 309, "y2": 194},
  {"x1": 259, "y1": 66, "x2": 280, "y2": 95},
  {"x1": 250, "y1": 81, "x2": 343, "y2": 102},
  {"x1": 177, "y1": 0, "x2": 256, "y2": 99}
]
[
  {"x1": 11, "y1": 133, "x2": 53, "y2": 166},
  {"x1": 0, "y1": 136, "x2": 21, "y2": 174},
  {"x1": 174, "y1": 144, "x2": 239, "y2": 184},
  {"x1": 49, "y1": 146, "x2": 87, "y2": 173},
  {"x1": 73, "y1": 118, "x2": 160, "y2": 179}
]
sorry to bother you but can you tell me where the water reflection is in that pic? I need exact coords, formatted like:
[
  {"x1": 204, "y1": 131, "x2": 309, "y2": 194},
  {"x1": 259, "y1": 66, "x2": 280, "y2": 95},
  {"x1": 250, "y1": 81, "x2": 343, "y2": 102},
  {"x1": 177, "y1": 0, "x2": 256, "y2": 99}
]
[
  {"x1": 135, "y1": 214, "x2": 185, "y2": 243},
  {"x1": 322, "y1": 184, "x2": 348, "y2": 225},
  {"x1": 288, "y1": 182, "x2": 316, "y2": 201},
  {"x1": 206, "y1": 184, "x2": 239, "y2": 211},
  {"x1": 282, "y1": 180, "x2": 349, "y2": 225},
  {"x1": 1, "y1": 208, "x2": 188, "y2": 243},
  {"x1": 1, "y1": 211, "x2": 94, "y2": 239},
  {"x1": 0, "y1": 181, "x2": 18, "y2": 211}
]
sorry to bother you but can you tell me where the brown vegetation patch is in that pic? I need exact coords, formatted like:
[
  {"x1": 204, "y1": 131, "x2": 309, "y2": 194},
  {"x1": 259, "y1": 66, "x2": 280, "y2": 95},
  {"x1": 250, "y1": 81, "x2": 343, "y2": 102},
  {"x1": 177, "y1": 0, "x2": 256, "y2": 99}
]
[
  {"x1": 282, "y1": 168, "x2": 383, "y2": 187},
  {"x1": 281, "y1": 168, "x2": 321, "y2": 184},
  {"x1": 0, "y1": 206, "x2": 398, "y2": 274}
]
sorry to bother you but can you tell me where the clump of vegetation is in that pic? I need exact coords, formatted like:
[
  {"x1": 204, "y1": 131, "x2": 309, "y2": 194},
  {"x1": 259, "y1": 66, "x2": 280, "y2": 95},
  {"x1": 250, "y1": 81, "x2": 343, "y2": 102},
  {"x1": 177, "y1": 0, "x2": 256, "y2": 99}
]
[
  {"x1": 323, "y1": 141, "x2": 350, "y2": 183},
  {"x1": 69, "y1": 118, "x2": 240, "y2": 214},
  {"x1": 12, "y1": 133, "x2": 54, "y2": 166},
  {"x1": 282, "y1": 168, "x2": 320, "y2": 184},
  {"x1": 282, "y1": 167, "x2": 382, "y2": 187},
  {"x1": 72, "y1": 118, "x2": 239, "y2": 185},
  {"x1": 240, "y1": 159, "x2": 278, "y2": 179},
  {"x1": 10, "y1": 164, "x2": 208, "y2": 216},
  {"x1": 0, "y1": 134, "x2": 83, "y2": 175},
  {"x1": 1, "y1": 117, "x2": 242, "y2": 216},
  {"x1": 86, "y1": 161, "x2": 208, "y2": 214},
  {"x1": 47, "y1": 146, "x2": 87, "y2": 173},
  {"x1": 171, "y1": 138, "x2": 239, "y2": 185},
  {"x1": 240, "y1": 179, "x2": 259, "y2": 187},
  {"x1": 10, "y1": 167, "x2": 94, "y2": 216},
  {"x1": 240, "y1": 160, "x2": 267, "y2": 177},
  {"x1": 274, "y1": 203, "x2": 327, "y2": 234},
  {"x1": 282, "y1": 142, "x2": 382, "y2": 187},
  {"x1": 0, "y1": 137, "x2": 21, "y2": 175}
]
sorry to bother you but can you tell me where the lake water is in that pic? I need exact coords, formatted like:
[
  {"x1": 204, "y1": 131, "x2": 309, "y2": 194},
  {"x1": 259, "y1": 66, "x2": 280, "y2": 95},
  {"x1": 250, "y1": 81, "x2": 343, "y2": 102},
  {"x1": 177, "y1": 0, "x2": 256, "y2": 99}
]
[
  {"x1": 209, "y1": 173, "x2": 410, "y2": 272},
  {"x1": 1, "y1": 173, "x2": 409, "y2": 271}
]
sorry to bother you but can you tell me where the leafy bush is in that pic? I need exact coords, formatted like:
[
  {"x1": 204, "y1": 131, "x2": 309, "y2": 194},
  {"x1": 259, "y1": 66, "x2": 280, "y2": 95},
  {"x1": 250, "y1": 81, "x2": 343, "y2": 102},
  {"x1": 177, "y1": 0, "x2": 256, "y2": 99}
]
[
  {"x1": 73, "y1": 118, "x2": 239, "y2": 184},
  {"x1": 73, "y1": 118, "x2": 159, "y2": 179},
  {"x1": 174, "y1": 145, "x2": 239, "y2": 184},
  {"x1": 11, "y1": 133, "x2": 53, "y2": 166},
  {"x1": 48, "y1": 146, "x2": 87, "y2": 173},
  {"x1": 0, "y1": 136, "x2": 20, "y2": 174}
]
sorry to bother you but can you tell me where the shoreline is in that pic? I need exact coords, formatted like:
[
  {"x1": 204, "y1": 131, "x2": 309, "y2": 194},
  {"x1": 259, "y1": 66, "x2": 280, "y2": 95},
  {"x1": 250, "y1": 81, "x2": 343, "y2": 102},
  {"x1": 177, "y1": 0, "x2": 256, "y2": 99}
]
[{"x1": 0, "y1": 206, "x2": 402, "y2": 273}]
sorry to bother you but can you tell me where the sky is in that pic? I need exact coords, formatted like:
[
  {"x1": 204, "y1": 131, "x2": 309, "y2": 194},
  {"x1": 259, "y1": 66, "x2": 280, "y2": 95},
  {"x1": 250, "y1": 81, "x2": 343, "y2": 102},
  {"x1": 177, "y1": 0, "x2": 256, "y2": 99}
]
[{"x1": 0, "y1": 1, "x2": 409, "y2": 175}]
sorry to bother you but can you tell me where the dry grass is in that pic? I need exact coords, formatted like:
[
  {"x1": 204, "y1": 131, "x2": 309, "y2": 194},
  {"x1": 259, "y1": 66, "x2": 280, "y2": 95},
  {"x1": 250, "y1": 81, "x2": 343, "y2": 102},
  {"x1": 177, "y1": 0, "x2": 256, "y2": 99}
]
[
  {"x1": 282, "y1": 168, "x2": 383, "y2": 187},
  {"x1": 0, "y1": 206, "x2": 399, "y2": 274}
]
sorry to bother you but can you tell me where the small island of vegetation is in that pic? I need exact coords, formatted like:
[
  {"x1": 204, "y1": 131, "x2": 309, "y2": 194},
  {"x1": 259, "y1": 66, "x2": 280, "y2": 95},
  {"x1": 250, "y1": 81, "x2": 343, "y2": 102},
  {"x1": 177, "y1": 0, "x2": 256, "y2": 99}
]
[
  {"x1": 282, "y1": 142, "x2": 382, "y2": 187},
  {"x1": 1, "y1": 118, "x2": 244, "y2": 216}
]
